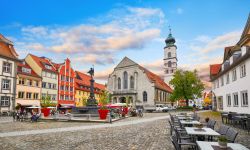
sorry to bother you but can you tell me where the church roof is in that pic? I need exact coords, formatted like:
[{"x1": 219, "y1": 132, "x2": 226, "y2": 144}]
[{"x1": 139, "y1": 66, "x2": 173, "y2": 93}]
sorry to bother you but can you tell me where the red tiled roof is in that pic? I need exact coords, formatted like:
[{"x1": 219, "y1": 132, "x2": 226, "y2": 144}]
[
  {"x1": 17, "y1": 61, "x2": 41, "y2": 78},
  {"x1": 0, "y1": 34, "x2": 19, "y2": 60},
  {"x1": 75, "y1": 71, "x2": 106, "y2": 91},
  {"x1": 139, "y1": 66, "x2": 173, "y2": 93},
  {"x1": 52, "y1": 62, "x2": 61, "y2": 70},
  {"x1": 210, "y1": 64, "x2": 221, "y2": 76},
  {"x1": 29, "y1": 54, "x2": 58, "y2": 73}
]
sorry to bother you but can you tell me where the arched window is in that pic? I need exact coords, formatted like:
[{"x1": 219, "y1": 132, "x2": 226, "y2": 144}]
[
  {"x1": 165, "y1": 70, "x2": 169, "y2": 74},
  {"x1": 123, "y1": 71, "x2": 128, "y2": 89},
  {"x1": 168, "y1": 52, "x2": 171, "y2": 58},
  {"x1": 143, "y1": 91, "x2": 147, "y2": 102},
  {"x1": 118, "y1": 78, "x2": 121, "y2": 89},
  {"x1": 168, "y1": 61, "x2": 172, "y2": 67},
  {"x1": 130, "y1": 76, "x2": 134, "y2": 89}
]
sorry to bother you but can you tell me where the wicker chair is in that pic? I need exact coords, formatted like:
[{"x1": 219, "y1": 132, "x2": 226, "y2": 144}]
[
  {"x1": 216, "y1": 125, "x2": 229, "y2": 135},
  {"x1": 225, "y1": 128, "x2": 238, "y2": 143},
  {"x1": 246, "y1": 118, "x2": 250, "y2": 133},
  {"x1": 207, "y1": 120, "x2": 216, "y2": 129}
]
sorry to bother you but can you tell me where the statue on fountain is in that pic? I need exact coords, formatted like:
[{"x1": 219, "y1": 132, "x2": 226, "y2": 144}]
[{"x1": 86, "y1": 67, "x2": 97, "y2": 106}]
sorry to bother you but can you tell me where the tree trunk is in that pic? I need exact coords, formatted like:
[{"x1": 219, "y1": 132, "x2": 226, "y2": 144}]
[{"x1": 186, "y1": 99, "x2": 189, "y2": 106}]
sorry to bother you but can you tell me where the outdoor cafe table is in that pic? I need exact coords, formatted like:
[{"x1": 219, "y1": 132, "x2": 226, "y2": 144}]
[
  {"x1": 180, "y1": 120, "x2": 201, "y2": 125},
  {"x1": 185, "y1": 127, "x2": 220, "y2": 136},
  {"x1": 234, "y1": 115, "x2": 248, "y2": 120},
  {"x1": 196, "y1": 141, "x2": 249, "y2": 150},
  {"x1": 178, "y1": 116, "x2": 194, "y2": 120},
  {"x1": 176, "y1": 114, "x2": 192, "y2": 117}
]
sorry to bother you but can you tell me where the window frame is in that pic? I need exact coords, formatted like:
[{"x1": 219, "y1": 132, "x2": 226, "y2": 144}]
[
  {"x1": 232, "y1": 69, "x2": 237, "y2": 81},
  {"x1": 0, "y1": 96, "x2": 10, "y2": 106},
  {"x1": 2, "y1": 79, "x2": 11, "y2": 90},
  {"x1": 233, "y1": 92, "x2": 239, "y2": 107},
  {"x1": 2, "y1": 61, "x2": 12, "y2": 73},
  {"x1": 240, "y1": 64, "x2": 246, "y2": 78},
  {"x1": 226, "y1": 94, "x2": 231, "y2": 107},
  {"x1": 241, "y1": 90, "x2": 248, "y2": 107},
  {"x1": 143, "y1": 91, "x2": 147, "y2": 102}
]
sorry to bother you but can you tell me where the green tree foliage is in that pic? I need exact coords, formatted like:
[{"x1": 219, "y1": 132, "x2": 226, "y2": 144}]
[
  {"x1": 99, "y1": 91, "x2": 110, "y2": 109},
  {"x1": 170, "y1": 69, "x2": 205, "y2": 106},
  {"x1": 41, "y1": 95, "x2": 56, "y2": 107}
]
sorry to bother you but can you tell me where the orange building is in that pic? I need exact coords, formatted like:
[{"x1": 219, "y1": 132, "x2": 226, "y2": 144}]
[{"x1": 53, "y1": 58, "x2": 75, "y2": 106}]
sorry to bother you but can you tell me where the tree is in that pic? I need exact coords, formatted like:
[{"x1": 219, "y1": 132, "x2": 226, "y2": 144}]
[
  {"x1": 169, "y1": 69, "x2": 205, "y2": 106},
  {"x1": 99, "y1": 91, "x2": 110, "y2": 109},
  {"x1": 40, "y1": 95, "x2": 56, "y2": 107},
  {"x1": 203, "y1": 97, "x2": 212, "y2": 106}
]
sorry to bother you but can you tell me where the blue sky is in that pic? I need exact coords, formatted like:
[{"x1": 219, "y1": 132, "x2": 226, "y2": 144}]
[{"x1": 1, "y1": 0, "x2": 249, "y2": 85}]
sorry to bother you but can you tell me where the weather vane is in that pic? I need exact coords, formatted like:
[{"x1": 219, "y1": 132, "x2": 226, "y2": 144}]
[{"x1": 168, "y1": 25, "x2": 171, "y2": 34}]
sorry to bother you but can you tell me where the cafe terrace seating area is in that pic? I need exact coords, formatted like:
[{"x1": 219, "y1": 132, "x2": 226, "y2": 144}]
[
  {"x1": 221, "y1": 112, "x2": 250, "y2": 132},
  {"x1": 169, "y1": 112, "x2": 249, "y2": 150}
]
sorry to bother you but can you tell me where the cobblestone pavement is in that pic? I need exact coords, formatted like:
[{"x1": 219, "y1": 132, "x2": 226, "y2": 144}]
[
  {"x1": 0, "y1": 112, "x2": 171, "y2": 133},
  {"x1": 0, "y1": 116, "x2": 13, "y2": 123},
  {"x1": 1, "y1": 111, "x2": 249, "y2": 150},
  {"x1": 0, "y1": 112, "x2": 174, "y2": 150}
]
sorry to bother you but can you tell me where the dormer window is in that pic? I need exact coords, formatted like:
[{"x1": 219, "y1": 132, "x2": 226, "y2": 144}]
[
  {"x1": 22, "y1": 67, "x2": 31, "y2": 74},
  {"x1": 45, "y1": 64, "x2": 52, "y2": 70}
]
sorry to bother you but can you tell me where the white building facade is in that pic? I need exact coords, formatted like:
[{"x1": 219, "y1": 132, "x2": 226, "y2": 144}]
[
  {"x1": 0, "y1": 34, "x2": 19, "y2": 113},
  {"x1": 210, "y1": 15, "x2": 250, "y2": 114},
  {"x1": 107, "y1": 57, "x2": 172, "y2": 109},
  {"x1": 164, "y1": 29, "x2": 178, "y2": 85}
]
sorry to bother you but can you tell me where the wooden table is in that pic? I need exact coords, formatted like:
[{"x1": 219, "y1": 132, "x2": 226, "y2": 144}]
[
  {"x1": 185, "y1": 127, "x2": 220, "y2": 136},
  {"x1": 196, "y1": 141, "x2": 249, "y2": 150}
]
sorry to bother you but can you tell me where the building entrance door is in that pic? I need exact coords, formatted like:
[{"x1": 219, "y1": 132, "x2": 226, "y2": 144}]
[{"x1": 119, "y1": 97, "x2": 126, "y2": 103}]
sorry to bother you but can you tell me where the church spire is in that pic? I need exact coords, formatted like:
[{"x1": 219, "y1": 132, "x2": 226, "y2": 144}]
[{"x1": 165, "y1": 26, "x2": 176, "y2": 47}]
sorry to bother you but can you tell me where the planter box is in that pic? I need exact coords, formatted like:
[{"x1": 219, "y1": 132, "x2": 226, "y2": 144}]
[
  {"x1": 98, "y1": 109, "x2": 109, "y2": 120},
  {"x1": 41, "y1": 108, "x2": 50, "y2": 117}
]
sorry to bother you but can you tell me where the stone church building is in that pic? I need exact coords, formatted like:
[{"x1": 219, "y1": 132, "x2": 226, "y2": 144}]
[{"x1": 107, "y1": 57, "x2": 172, "y2": 108}]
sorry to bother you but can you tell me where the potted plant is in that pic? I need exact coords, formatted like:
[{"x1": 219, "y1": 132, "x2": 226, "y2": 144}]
[
  {"x1": 40, "y1": 95, "x2": 52, "y2": 117},
  {"x1": 218, "y1": 135, "x2": 228, "y2": 149},
  {"x1": 98, "y1": 91, "x2": 110, "y2": 120},
  {"x1": 205, "y1": 117, "x2": 210, "y2": 123},
  {"x1": 195, "y1": 124, "x2": 204, "y2": 129}
]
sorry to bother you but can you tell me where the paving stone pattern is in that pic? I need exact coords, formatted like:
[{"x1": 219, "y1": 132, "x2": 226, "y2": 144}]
[{"x1": 0, "y1": 114, "x2": 174, "y2": 150}]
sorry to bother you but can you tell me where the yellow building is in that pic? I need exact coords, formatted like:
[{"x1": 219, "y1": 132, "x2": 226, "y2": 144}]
[{"x1": 75, "y1": 71, "x2": 105, "y2": 107}]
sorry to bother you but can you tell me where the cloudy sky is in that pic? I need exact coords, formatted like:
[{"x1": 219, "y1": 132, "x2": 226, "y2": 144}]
[{"x1": 1, "y1": 0, "x2": 249, "y2": 88}]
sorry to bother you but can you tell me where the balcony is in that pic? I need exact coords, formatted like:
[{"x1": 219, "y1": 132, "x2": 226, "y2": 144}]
[{"x1": 113, "y1": 89, "x2": 137, "y2": 95}]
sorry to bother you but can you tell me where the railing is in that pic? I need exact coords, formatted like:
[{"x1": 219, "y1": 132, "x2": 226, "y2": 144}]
[{"x1": 113, "y1": 90, "x2": 137, "y2": 94}]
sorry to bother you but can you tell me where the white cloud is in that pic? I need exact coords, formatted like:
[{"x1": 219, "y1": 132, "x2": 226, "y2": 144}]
[
  {"x1": 190, "y1": 31, "x2": 241, "y2": 53},
  {"x1": 176, "y1": 8, "x2": 183, "y2": 14},
  {"x1": 194, "y1": 35, "x2": 211, "y2": 43},
  {"x1": 73, "y1": 54, "x2": 115, "y2": 65},
  {"x1": 17, "y1": 6, "x2": 164, "y2": 60}
]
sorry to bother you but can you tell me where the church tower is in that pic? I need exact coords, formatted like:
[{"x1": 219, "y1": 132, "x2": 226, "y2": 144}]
[{"x1": 164, "y1": 27, "x2": 177, "y2": 85}]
